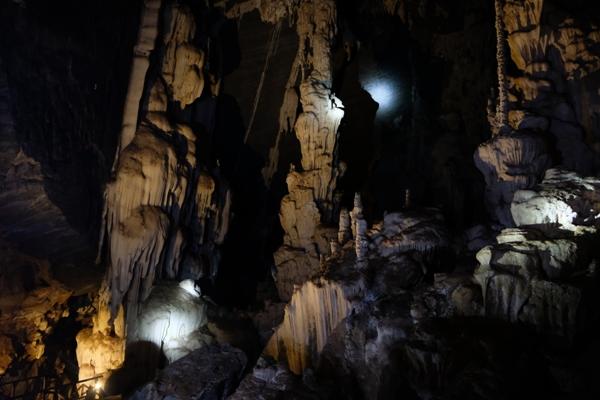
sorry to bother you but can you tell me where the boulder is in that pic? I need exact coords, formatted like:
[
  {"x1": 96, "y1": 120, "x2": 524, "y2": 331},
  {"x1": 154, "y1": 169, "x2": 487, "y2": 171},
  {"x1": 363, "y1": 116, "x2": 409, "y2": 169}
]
[{"x1": 130, "y1": 344, "x2": 246, "y2": 400}]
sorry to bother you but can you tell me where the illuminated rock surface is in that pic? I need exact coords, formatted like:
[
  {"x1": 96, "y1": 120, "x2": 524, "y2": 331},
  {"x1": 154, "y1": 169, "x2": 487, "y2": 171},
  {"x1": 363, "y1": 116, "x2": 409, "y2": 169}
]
[
  {"x1": 512, "y1": 168, "x2": 600, "y2": 230},
  {"x1": 272, "y1": 0, "x2": 345, "y2": 301},
  {"x1": 0, "y1": 241, "x2": 72, "y2": 371},
  {"x1": 475, "y1": 132, "x2": 551, "y2": 226},
  {"x1": 2, "y1": 0, "x2": 600, "y2": 399},
  {"x1": 128, "y1": 281, "x2": 211, "y2": 364},
  {"x1": 98, "y1": 0, "x2": 231, "y2": 325},
  {"x1": 474, "y1": 168, "x2": 600, "y2": 338},
  {"x1": 265, "y1": 278, "x2": 353, "y2": 374}
]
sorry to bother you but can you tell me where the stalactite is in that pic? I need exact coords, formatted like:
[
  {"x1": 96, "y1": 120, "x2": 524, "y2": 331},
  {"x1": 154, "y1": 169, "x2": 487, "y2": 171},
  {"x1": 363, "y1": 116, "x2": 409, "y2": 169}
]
[
  {"x1": 493, "y1": 0, "x2": 509, "y2": 135},
  {"x1": 117, "y1": 0, "x2": 163, "y2": 161},
  {"x1": 97, "y1": 2, "x2": 231, "y2": 328},
  {"x1": 265, "y1": 278, "x2": 352, "y2": 374}
]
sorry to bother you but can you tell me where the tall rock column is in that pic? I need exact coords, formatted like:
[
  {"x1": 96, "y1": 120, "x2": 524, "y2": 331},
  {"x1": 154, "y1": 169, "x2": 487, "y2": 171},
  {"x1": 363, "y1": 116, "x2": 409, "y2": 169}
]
[
  {"x1": 475, "y1": 0, "x2": 550, "y2": 226},
  {"x1": 273, "y1": 0, "x2": 345, "y2": 301},
  {"x1": 92, "y1": 1, "x2": 230, "y2": 342}
]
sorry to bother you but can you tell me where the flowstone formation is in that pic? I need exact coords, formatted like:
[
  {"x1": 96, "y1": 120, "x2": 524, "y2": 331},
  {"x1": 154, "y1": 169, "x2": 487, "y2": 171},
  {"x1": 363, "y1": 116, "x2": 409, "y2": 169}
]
[
  {"x1": 268, "y1": 0, "x2": 346, "y2": 302},
  {"x1": 263, "y1": 201, "x2": 451, "y2": 378},
  {"x1": 97, "y1": 1, "x2": 230, "y2": 325},
  {"x1": 86, "y1": 0, "x2": 231, "y2": 383}
]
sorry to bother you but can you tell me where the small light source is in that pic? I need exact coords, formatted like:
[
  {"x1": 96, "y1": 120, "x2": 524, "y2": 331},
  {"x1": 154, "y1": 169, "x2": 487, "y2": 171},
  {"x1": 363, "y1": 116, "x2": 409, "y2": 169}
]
[
  {"x1": 178, "y1": 279, "x2": 201, "y2": 298},
  {"x1": 94, "y1": 381, "x2": 103, "y2": 391},
  {"x1": 363, "y1": 77, "x2": 401, "y2": 115}
]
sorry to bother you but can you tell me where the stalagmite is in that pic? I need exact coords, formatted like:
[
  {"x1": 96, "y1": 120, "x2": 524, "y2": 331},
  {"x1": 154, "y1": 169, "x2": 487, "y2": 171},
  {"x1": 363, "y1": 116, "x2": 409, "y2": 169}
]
[
  {"x1": 349, "y1": 193, "x2": 363, "y2": 239},
  {"x1": 338, "y1": 208, "x2": 351, "y2": 244},
  {"x1": 76, "y1": 287, "x2": 126, "y2": 383}
]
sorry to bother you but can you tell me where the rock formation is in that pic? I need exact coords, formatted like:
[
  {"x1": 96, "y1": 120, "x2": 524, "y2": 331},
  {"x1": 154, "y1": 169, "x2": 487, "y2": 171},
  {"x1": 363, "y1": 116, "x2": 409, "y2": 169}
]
[
  {"x1": 0, "y1": 242, "x2": 73, "y2": 374},
  {"x1": 265, "y1": 278, "x2": 353, "y2": 374},
  {"x1": 230, "y1": 356, "x2": 325, "y2": 400},
  {"x1": 502, "y1": 0, "x2": 600, "y2": 174},
  {"x1": 127, "y1": 281, "x2": 212, "y2": 364},
  {"x1": 130, "y1": 344, "x2": 247, "y2": 400},
  {"x1": 97, "y1": 2, "x2": 231, "y2": 329},
  {"x1": 270, "y1": 0, "x2": 346, "y2": 301},
  {"x1": 264, "y1": 208, "x2": 450, "y2": 375},
  {"x1": 474, "y1": 168, "x2": 600, "y2": 339},
  {"x1": 475, "y1": 132, "x2": 551, "y2": 226},
  {"x1": 75, "y1": 288, "x2": 126, "y2": 383}
]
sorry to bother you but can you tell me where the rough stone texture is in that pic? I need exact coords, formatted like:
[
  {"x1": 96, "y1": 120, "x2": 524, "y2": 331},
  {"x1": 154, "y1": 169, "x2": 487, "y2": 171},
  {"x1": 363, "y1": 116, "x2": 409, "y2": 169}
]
[
  {"x1": 76, "y1": 287, "x2": 126, "y2": 382},
  {"x1": 129, "y1": 344, "x2": 246, "y2": 400},
  {"x1": 272, "y1": 0, "x2": 345, "y2": 301},
  {"x1": 502, "y1": 0, "x2": 600, "y2": 174},
  {"x1": 474, "y1": 228, "x2": 593, "y2": 338},
  {"x1": 161, "y1": 3, "x2": 205, "y2": 109},
  {"x1": 511, "y1": 168, "x2": 600, "y2": 230},
  {"x1": 266, "y1": 208, "x2": 450, "y2": 376},
  {"x1": 0, "y1": 242, "x2": 72, "y2": 365},
  {"x1": 99, "y1": 2, "x2": 231, "y2": 325},
  {"x1": 475, "y1": 132, "x2": 551, "y2": 226},
  {"x1": 0, "y1": 58, "x2": 92, "y2": 264},
  {"x1": 474, "y1": 169, "x2": 600, "y2": 338},
  {"x1": 230, "y1": 356, "x2": 325, "y2": 400},
  {"x1": 0, "y1": 336, "x2": 15, "y2": 375}
]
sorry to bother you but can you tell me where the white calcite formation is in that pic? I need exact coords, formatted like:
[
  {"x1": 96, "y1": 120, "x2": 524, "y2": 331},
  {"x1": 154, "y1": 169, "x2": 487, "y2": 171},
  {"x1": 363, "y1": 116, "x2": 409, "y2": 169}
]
[
  {"x1": 511, "y1": 168, "x2": 600, "y2": 230},
  {"x1": 265, "y1": 278, "x2": 353, "y2": 374},
  {"x1": 474, "y1": 132, "x2": 551, "y2": 226},
  {"x1": 271, "y1": 0, "x2": 345, "y2": 301},
  {"x1": 128, "y1": 282, "x2": 212, "y2": 364},
  {"x1": 97, "y1": 1, "x2": 230, "y2": 338},
  {"x1": 474, "y1": 169, "x2": 599, "y2": 338},
  {"x1": 161, "y1": 3, "x2": 205, "y2": 108}
]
